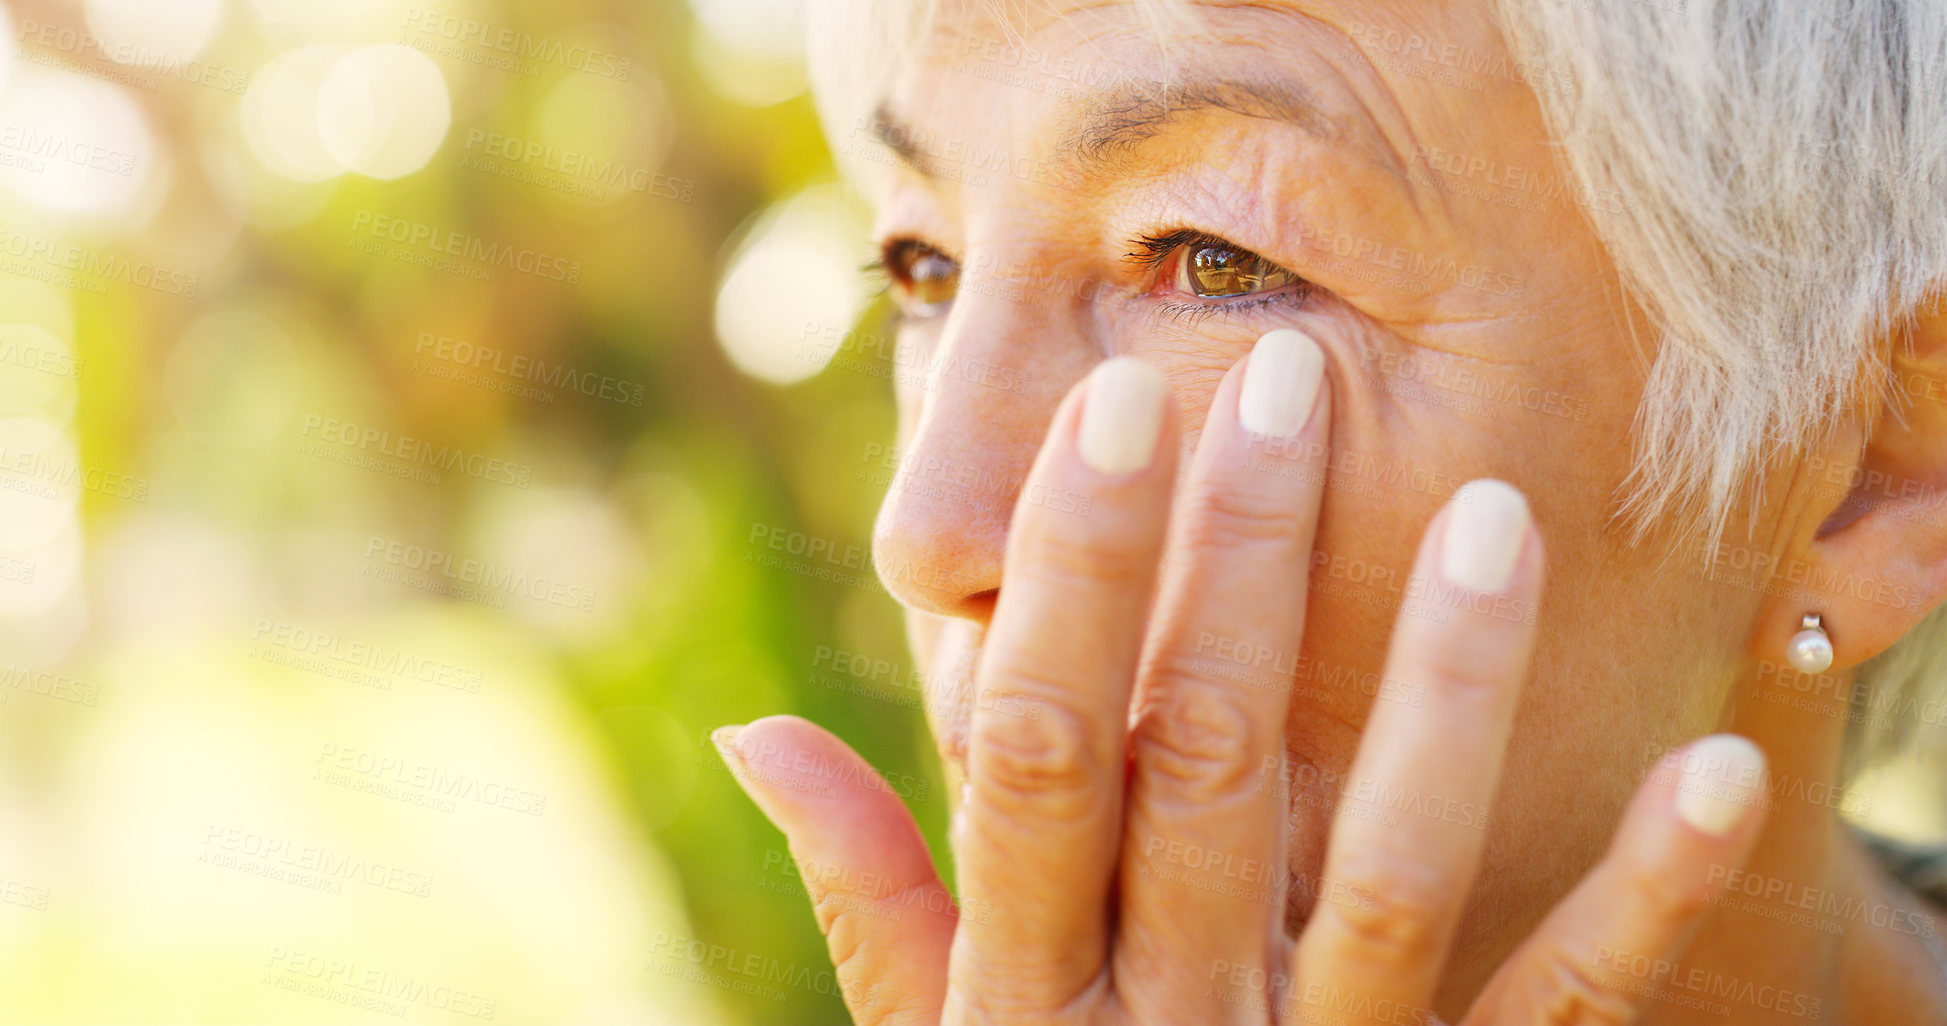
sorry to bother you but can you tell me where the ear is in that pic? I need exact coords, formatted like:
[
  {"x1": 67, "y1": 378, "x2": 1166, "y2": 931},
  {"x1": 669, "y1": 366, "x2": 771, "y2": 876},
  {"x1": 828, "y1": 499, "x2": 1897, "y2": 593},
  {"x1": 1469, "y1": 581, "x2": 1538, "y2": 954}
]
[{"x1": 1753, "y1": 288, "x2": 1947, "y2": 674}]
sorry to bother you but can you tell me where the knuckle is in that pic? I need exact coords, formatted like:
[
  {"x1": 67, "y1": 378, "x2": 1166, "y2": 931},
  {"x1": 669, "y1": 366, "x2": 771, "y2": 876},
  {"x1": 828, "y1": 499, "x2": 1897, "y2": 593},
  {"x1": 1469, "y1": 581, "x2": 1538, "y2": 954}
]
[
  {"x1": 1622, "y1": 858, "x2": 1715, "y2": 930},
  {"x1": 969, "y1": 684, "x2": 1103, "y2": 818},
  {"x1": 1528, "y1": 947, "x2": 1641, "y2": 1026},
  {"x1": 1398, "y1": 654, "x2": 1507, "y2": 705},
  {"x1": 943, "y1": 980, "x2": 1039, "y2": 1026},
  {"x1": 1318, "y1": 862, "x2": 1449, "y2": 965},
  {"x1": 821, "y1": 892, "x2": 868, "y2": 963},
  {"x1": 1132, "y1": 669, "x2": 1263, "y2": 799},
  {"x1": 1176, "y1": 485, "x2": 1306, "y2": 556},
  {"x1": 818, "y1": 884, "x2": 941, "y2": 1026},
  {"x1": 947, "y1": 959, "x2": 1104, "y2": 1024},
  {"x1": 1009, "y1": 515, "x2": 1155, "y2": 592}
]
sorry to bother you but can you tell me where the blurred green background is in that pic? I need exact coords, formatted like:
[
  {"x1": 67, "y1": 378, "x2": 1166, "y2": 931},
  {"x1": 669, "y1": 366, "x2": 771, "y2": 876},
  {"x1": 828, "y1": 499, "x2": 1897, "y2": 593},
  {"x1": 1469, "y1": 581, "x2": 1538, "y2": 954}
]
[{"x1": 0, "y1": 0, "x2": 926, "y2": 1022}]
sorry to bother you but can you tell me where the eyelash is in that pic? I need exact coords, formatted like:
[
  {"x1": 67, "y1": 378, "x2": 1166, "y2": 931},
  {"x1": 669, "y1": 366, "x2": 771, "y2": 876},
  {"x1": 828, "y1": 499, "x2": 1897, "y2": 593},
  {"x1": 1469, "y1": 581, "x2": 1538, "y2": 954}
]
[
  {"x1": 859, "y1": 252, "x2": 895, "y2": 298},
  {"x1": 868, "y1": 229, "x2": 1310, "y2": 325},
  {"x1": 1127, "y1": 228, "x2": 1311, "y2": 323},
  {"x1": 1127, "y1": 229, "x2": 1309, "y2": 325}
]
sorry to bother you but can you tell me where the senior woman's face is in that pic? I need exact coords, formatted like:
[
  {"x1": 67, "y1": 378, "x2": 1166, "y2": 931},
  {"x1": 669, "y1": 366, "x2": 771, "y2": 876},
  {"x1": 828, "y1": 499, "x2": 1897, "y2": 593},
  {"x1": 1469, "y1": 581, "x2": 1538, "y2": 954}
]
[{"x1": 863, "y1": 0, "x2": 1763, "y2": 989}]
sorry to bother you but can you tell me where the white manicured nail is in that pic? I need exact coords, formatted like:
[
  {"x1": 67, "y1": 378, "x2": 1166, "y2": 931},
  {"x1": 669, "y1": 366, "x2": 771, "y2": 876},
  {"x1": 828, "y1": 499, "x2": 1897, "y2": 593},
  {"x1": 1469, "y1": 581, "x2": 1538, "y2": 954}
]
[
  {"x1": 1675, "y1": 734, "x2": 1767, "y2": 836},
  {"x1": 1078, "y1": 357, "x2": 1168, "y2": 474},
  {"x1": 1239, "y1": 328, "x2": 1325, "y2": 438},
  {"x1": 1439, "y1": 479, "x2": 1529, "y2": 592}
]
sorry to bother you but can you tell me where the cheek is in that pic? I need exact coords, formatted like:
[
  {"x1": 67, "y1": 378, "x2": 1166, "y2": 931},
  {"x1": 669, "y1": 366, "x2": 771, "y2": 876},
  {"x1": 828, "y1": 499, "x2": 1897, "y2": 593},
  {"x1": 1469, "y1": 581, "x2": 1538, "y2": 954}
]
[
  {"x1": 892, "y1": 326, "x2": 937, "y2": 444},
  {"x1": 1288, "y1": 327, "x2": 1746, "y2": 863},
  {"x1": 1287, "y1": 457, "x2": 1442, "y2": 751},
  {"x1": 1275, "y1": 321, "x2": 1579, "y2": 744},
  {"x1": 1115, "y1": 326, "x2": 1267, "y2": 462}
]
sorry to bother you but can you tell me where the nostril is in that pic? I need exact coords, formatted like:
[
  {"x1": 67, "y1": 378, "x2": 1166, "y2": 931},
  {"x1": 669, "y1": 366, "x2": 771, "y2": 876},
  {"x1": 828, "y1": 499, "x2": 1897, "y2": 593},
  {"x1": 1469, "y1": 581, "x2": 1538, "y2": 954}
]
[{"x1": 964, "y1": 589, "x2": 999, "y2": 621}]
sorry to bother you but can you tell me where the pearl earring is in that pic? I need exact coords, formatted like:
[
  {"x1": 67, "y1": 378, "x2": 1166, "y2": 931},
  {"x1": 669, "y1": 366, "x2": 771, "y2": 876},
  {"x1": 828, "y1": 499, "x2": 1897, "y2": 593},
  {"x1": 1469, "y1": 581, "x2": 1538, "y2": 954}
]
[{"x1": 1787, "y1": 613, "x2": 1833, "y2": 674}]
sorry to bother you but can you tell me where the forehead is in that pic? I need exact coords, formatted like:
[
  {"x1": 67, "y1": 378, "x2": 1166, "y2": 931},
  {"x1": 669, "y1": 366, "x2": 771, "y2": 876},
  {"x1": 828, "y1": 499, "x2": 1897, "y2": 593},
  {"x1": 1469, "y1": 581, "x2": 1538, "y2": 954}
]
[{"x1": 870, "y1": 2, "x2": 1411, "y2": 190}]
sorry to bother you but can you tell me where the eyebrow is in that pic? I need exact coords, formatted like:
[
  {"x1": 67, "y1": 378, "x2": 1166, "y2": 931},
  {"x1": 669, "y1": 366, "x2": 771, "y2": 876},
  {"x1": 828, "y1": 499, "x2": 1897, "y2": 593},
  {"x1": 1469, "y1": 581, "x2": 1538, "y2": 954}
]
[
  {"x1": 870, "y1": 74, "x2": 1341, "y2": 182},
  {"x1": 1062, "y1": 76, "x2": 1337, "y2": 176}
]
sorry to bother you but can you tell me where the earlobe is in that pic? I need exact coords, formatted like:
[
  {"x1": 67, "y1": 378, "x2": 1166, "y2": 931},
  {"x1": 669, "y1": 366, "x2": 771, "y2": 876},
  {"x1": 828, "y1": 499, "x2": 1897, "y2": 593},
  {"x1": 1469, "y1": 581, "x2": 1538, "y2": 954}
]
[{"x1": 1754, "y1": 287, "x2": 1947, "y2": 673}]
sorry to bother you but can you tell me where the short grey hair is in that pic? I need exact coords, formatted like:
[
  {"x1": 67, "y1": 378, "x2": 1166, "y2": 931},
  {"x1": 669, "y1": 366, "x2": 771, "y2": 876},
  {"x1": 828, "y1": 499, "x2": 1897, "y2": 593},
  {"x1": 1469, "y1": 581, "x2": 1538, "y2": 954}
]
[
  {"x1": 807, "y1": 0, "x2": 1947, "y2": 766},
  {"x1": 1498, "y1": 0, "x2": 1947, "y2": 544}
]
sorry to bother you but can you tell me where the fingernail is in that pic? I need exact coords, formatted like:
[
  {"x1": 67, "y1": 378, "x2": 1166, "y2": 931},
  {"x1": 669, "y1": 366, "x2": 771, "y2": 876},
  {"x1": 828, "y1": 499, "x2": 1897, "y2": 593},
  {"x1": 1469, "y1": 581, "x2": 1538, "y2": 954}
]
[
  {"x1": 1675, "y1": 734, "x2": 1767, "y2": 836},
  {"x1": 1078, "y1": 357, "x2": 1168, "y2": 474},
  {"x1": 1440, "y1": 479, "x2": 1530, "y2": 593},
  {"x1": 1239, "y1": 328, "x2": 1325, "y2": 438},
  {"x1": 711, "y1": 724, "x2": 746, "y2": 768}
]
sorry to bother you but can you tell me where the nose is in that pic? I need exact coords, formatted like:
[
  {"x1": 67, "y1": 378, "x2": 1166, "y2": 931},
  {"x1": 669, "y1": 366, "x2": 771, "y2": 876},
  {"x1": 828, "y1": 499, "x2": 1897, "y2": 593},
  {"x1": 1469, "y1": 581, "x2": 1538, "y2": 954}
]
[{"x1": 870, "y1": 284, "x2": 1098, "y2": 621}]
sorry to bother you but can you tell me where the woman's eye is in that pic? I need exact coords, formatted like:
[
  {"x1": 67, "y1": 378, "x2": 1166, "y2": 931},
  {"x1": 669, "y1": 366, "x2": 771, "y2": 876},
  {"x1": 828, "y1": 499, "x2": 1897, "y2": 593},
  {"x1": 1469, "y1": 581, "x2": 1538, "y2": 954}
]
[
  {"x1": 1173, "y1": 240, "x2": 1299, "y2": 298},
  {"x1": 881, "y1": 239, "x2": 959, "y2": 317}
]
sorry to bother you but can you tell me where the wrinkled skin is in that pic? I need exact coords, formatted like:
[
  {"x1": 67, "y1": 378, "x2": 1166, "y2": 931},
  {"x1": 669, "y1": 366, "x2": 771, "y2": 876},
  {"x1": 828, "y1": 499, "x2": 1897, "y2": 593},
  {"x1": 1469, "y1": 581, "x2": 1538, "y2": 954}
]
[{"x1": 721, "y1": 2, "x2": 1947, "y2": 1023}]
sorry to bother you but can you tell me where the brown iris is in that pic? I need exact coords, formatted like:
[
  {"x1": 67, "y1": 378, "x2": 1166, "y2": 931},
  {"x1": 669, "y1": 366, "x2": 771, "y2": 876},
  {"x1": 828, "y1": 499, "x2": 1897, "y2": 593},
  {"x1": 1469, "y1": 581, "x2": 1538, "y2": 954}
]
[
  {"x1": 1178, "y1": 241, "x2": 1298, "y2": 298},
  {"x1": 884, "y1": 239, "x2": 960, "y2": 316}
]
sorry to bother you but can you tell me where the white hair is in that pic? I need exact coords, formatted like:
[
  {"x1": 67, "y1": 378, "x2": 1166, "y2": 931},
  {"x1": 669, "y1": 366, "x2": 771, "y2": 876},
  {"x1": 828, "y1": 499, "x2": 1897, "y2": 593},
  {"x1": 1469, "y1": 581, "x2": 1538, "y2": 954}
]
[{"x1": 806, "y1": 0, "x2": 1947, "y2": 766}]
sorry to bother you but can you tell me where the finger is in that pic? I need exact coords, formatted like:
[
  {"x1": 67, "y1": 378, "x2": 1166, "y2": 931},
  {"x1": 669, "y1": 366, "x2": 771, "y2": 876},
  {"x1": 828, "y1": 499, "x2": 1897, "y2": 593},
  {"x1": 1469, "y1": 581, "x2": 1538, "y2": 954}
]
[
  {"x1": 1462, "y1": 734, "x2": 1769, "y2": 1026},
  {"x1": 718, "y1": 715, "x2": 955, "y2": 1026},
  {"x1": 1292, "y1": 479, "x2": 1544, "y2": 1026},
  {"x1": 951, "y1": 356, "x2": 1178, "y2": 1014},
  {"x1": 1116, "y1": 329, "x2": 1331, "y2": 1018}
]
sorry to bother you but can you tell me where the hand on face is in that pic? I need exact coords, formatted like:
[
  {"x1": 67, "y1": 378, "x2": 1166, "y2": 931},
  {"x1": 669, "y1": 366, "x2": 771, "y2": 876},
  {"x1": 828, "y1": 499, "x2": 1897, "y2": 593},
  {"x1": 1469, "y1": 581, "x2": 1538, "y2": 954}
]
[{"x1": 718, "y1": 330, "x2": 1770, "y2": 1025}]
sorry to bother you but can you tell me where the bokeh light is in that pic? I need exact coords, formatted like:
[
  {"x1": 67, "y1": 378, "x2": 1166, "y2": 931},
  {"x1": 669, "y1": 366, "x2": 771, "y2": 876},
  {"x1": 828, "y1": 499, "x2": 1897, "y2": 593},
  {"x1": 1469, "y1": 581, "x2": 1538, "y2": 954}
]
[
  {"x1": 84, "y1": 0, "x2": 226, "y2": 65},
  {"x1": 247, "y1": 0, "x2": 400, "y2": 38},
  {"x1": 685, "y1": 0, "x2": 808, "y2": 106},
  {"x1": 317, "y1": 44, "x2": 452, "y2": 180},
  {"x1": 240, "y1": 44, "x2": 353, "y2": 181},
  {"x1": 0, "y1": 326, "x2": 78, "y2": 419},
  {"x1": 714, "y1": 185, "x2": 873, "y2": 384},
  {"x1": 0, "y1": 67, "x2": 158, "y2": 222},
  {"x1": 0, "y1": 416, "x2": 80, "y2": 544},
  {"x1": 686, "y1": 0, "x2": 806, "y2": 61}
]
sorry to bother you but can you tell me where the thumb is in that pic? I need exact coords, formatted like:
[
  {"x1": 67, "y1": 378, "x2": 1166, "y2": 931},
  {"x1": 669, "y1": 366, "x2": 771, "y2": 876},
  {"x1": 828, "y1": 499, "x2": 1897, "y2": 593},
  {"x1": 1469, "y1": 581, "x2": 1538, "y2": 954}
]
[{"x1": 717, "y1": 714, "x2": 953, "y2": 1026}]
